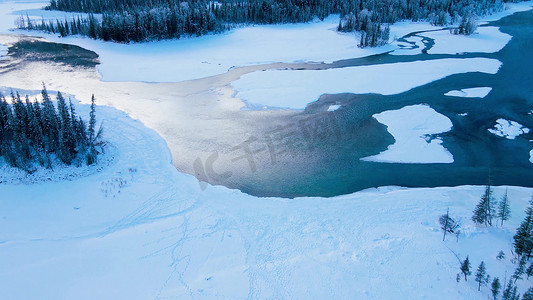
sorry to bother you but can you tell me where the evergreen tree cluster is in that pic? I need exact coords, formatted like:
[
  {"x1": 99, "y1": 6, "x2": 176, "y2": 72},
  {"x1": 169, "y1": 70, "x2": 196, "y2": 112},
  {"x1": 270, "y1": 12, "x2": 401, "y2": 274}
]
[
  {"x1": 513, "y1": 199, "x2": 533, "y2": 259},
  {"x1": 16, "y1": 0, "x2": 526, "y2": 45},
  {"x1": 472, "y1": 185, "x2": 511, "y2": 228},
  {"x1": 0, "y1": 87, "x2": 102, "y2": 172}
]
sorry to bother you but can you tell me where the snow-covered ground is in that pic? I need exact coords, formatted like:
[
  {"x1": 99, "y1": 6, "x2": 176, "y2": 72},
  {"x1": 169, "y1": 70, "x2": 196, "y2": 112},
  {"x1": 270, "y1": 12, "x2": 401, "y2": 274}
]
[
  {"x1": 488, "y1": 119, "x2": 530, "y2": 139},
  {"x1": 445, "y1": 87, "x2": 493, "y2": 98},
  {"x1": 390, "y1": 26, "x2": 511, "y2": 56},
  {"x1": 361, "y1": 104, "x2": 454, "y2": 164},
  {"x1": 425, "y1": 26, "x2": 512, "y2": 55},
  {"x1": 1, "y1": 104, "x2": 532, "y2": 299},
  {"x1": 231, "y1": 58, "x2": 501, "y2": 109}
]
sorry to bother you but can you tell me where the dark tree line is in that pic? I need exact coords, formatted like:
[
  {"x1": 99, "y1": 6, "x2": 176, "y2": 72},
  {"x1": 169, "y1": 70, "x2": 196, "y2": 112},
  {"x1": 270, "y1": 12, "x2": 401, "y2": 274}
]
[
  {"x1": 16, "y1": 0, "x2": 528, "y2": 45},
  {"x1": 0, "y1": 87, "x2": 102, "y2": 172}
]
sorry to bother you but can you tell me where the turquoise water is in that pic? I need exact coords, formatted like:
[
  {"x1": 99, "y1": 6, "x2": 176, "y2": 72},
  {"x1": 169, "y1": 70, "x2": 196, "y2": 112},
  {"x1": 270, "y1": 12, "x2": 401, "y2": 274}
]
[
  {"x1": 234, "y1": 9, "x2": 533, "y2": 197},
  {"x1": 4, "y1": 9, "x2": 532, "y2": 198}
]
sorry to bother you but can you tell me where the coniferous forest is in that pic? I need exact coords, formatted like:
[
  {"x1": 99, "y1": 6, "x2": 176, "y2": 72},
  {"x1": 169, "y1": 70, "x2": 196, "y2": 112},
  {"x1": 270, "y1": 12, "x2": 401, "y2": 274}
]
[
  {"x1": 0, "y1": 87, "x2": 103, "y2": 173},
  {"x1": 16, "y1": 0, "x2": 527, "y2": 46}
]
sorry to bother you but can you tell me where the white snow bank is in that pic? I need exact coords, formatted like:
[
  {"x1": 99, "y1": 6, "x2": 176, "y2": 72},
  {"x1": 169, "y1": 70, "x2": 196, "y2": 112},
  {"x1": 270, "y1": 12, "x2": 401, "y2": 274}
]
[
  {"x1": 488, "y1": 118, "x2": 530, "y2": 139},
  {"x1": 425, "y1": 26, "x2": 512, "y2": 55},
  {"x1": 231, "y1": 58, "x2": 502, "y2": 109},
  {"x1": 361, "y1": 104, "x2": 454, "y2": 164},
  {"x1": 444, "y1": 87, "x2": 493, "y2": 98},
  {"x1": 530, "y1": 150, "x2": 533, "y2": 163},
  {"x1": 327, "y1": 104, "x2": 341, "y2": 111}
]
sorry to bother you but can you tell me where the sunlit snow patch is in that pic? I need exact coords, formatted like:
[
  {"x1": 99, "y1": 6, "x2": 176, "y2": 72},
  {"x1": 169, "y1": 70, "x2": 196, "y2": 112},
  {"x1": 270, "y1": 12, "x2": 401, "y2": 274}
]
[
  {"x1": 425, "y1": 27, "x2": 511, "y2": 55},
  {"x1": 488, "y1": 119, "x2": 530, "y2": 139},
  {"x1": 444, "y1": 87, "x2": 492, "y2": 98},
  {"x1": 361, "y1": 104, "x2": 454, "y2": 164}
]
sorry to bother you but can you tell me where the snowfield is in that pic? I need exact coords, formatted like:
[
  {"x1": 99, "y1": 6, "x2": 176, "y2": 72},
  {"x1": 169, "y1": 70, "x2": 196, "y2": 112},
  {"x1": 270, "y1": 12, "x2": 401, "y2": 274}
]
[
  {"x1": 1, "y1": 104, "x2": 532, "y2": 299},
  {"x1": 445, "y1": 87, "x2": 493, "y2": 98},
  {"x1": 488, "y1": 119, "x2": 530, "y2": 139},
  {"x1": 361, "y1": 104, "x2": 454, "y2": 164},
  {"x1": 425, "y1": 26, "x2": 512, "y2": 55},
  {"x1": 231, "y1": 58, "x2": 502, "y2": 109}
]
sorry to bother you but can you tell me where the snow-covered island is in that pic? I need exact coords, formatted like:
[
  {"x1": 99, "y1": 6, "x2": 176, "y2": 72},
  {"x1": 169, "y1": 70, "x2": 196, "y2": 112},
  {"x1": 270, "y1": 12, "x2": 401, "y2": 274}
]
[{"x1": 1, "y1": 0, "x2": 533, "y2": 299}]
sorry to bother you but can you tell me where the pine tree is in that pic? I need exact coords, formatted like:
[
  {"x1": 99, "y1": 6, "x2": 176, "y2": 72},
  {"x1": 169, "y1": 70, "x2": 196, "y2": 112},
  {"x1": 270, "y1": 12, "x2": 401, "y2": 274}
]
[
  {"x1": 56, "y1": 91, "x2": 74, "y2": 164},
  {"x1": 497, "y1": 189, "x2": 511, "y2": 226},
  {"x1": 497, "y1": 250, "x2": 505, "y2": 260},
  {"x1": 472, "y1": 183, "x2": 495, "y2": 226},
  {"x1": 502, "y1": 279, "x2": 520, "y2": 300},
  {"x1": 461, "y1": 256, "x2": 471, "y2": 281},
  {"x1": 491, "y1": 277, "x2": 500, "y2": 300},
  {"x1": 88, "y1": 94, "x2": 96, "y2": 144},
  {"x1": 86, "y1": 94, "x2": 98, "y2": 165},
  {"x1": 523, "y1": 288, "x2": 533, "y2": 300},
  {"x1": 475, "y1": 261, "x2": 488, "y2": 291},
  {"x1": 513, "y1": 204, "x2": 533, "y2": 258},
  {"x1": 512, "y1": 256, "x2": 526, "y2": 284},
  {"x1": 40, "y1": 85, "x2": 59, "y2": 152}
]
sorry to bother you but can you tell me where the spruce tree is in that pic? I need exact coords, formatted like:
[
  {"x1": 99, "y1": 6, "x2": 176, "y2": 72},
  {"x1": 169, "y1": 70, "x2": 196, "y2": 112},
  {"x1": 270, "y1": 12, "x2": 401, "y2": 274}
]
[
  {"x1": 86, "y1": 94, "x2": 98, "y2": 165},
  {"x1": 513, "y1": 204, "x2": 533, "y2": 258},
  {"x1": 513, "y1": 256, "x2": 527, "y2": 284},
  {"x1": 56, "y1": 91, "x2": 74, "y2": 164},
  {"x1": 523, "y1": 288, "x2": 533, "y2": 300},
  {"x1": 41, "y1": 85, "x2": 59, "y2": 152},
  {"x1": 502, "y1": 279, "x2": 520, "y2": 300},
  {"x1": 497, "y1": 189, "x2": 511, "y2": 226},
  {"x1": 491, "y1": 277, "x2": 500, "y2": 300},
  {"x1": 461, "y1": 256, "x2": 471, "y2": 281},
  {"x1": 475, "y1": 261, "x2": 488, "y2": 291},
  {"x1": 472, "y1": 183, "x2": 495, "y2": 226}
]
